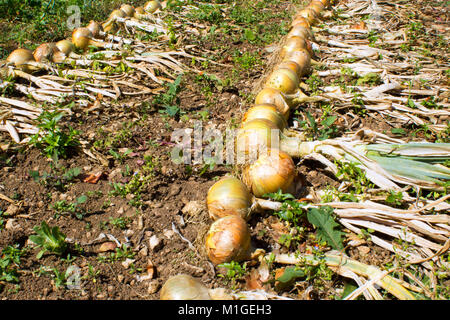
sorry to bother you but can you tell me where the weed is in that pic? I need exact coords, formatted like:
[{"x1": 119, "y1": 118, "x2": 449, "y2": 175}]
[
  {"x1": 29, "y1": 221, "x2": 67, "y2": 259},
  {"x1": 52, "y1": 195, "x2": 87, "y2": 220},
  {"x1": 296, "y1": 111, "x2": 339, "y2": 141},
  {"x1": 0, "y1": 245, "x2": 26, "y2": 288},
  {"x1": 30, "y1": 166, "x2": 81, "y2": 191},
  {"x1": 218, "y1": 261, "x2": 248, "y2": 288}
]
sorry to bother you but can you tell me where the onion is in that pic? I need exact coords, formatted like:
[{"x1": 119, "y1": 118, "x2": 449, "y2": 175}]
[
  {"x1": 277, "y1": 60, "x2": 303, "y2": 78},
  {"x1": 288, "y1": 25, "x2": 314, "y2": 40},
  {"x1": 291, "y1": 15, "x2": 310, "y2": 29},
  {"x1": 72, "y1": 28, "x2": 111, "y2": 50},
  {"x1": 102, "y1": 9, "x2": 127, "y2": 33},
  {"x1": 243, "y1": 149, "x2": 297, "y2": 198},
  {"x1": 144, "y1": 0, "x2": 162, "y2": 13},
  {"x1": 296, "y1": 8, "x2": 318, "y2": 24},
  {"x1": 236, "y1": 118, "x2": 279, "y2": 159},
  {"x1": 86, "y1": 21, "x2": 105, "y2": 39},
  {"x1": 280, "y1": 36, "x2": 312, "y2": 59},
  {"x1": 120, "y1": 4, "x2": 135, "y2": 17},
  {"x1": 33, "y1": 43, "x2": 65, "y2": 63},
  {"x1": 55, "y1": 39, "x2": 75, "y2": 56},
  {"x1": 242, "y1": 105, "x2": 287, "y2": 130},
  {"x1": 6, "y1": 48, "x2": 39, "y2": 72},
  {"x1": 264, "y1": 67, "x2": 299, "y2": 94},
  {"x1": 207, "y1": 176, "x2": 253, "y2": 221},
  {"x1": 307, "y1": 0, "x2": 325, "y2": 15},
  {"x1": 160, "y1": 274, "x2": 211, "y2": 300},
  {"x1": 282, "y1": 48, "x2": 311, "y2": 77},
  {"x1": 205, "y1": 215, "x2": 251, "y2": 265},
  {"x1": 254, "y1": 88, "x2": 292, "y2": 120}
]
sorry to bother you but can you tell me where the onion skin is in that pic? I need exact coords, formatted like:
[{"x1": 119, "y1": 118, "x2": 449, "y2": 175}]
[
  {"x1": 242, "y1": 105, "x2": 287, "y2": 130},
  {"x1": 265, "y1": 67, "x2": 299, "y2": 94},
  {"x1": 55, "y1": 40, "x2": 75, "y2": 56},
  {"x1": 6, "y1": 49, "x2": 37, "y2": 72},
  {"x1": 207, "y1": 176, "x2": 253, "y2": 221},
  {"x1": 120, "y1": 4, "x2": 135, "y2": 17},
  {"x1": 205, "y1": 215, "x2": 251, "y2": 265},
  {"x1": 288, "y1": 25, "x2": 314, "y2": 40},
  {"x1": 282, "y1": 48, "x2": 311, "y2": 77},
  {"x1": 254, "y1": 89, "x2": 291, "y2": 120},
  {"x1": 291, "y1": 16, "x2": 310, "y2": 29},
  {"x1": 236, "y1": 118, "x2": 280, "y2": 159},
  {"x1": 308, "y1": 0, "x2": 325, "y2": 15},
  {"x1": 144, "y1": 0, "x2": 162, "y2": 13},
  {"x1": 160, "y1": 274, "x2": 211, "y2": 300},
  {"x1": 243, "y1": 149, "x2": 296, "y2": 198},
  {"x1": 33, "y1": 43, "x2": 65, "y2": 63},
  {"x1": 280, "y1": 36, "x2": 312, "y2": 59},
  {"x1": 72, "y1": 28, "x2": 106, "y2": 50},
  {"x1": 296, "y1": 8, "x2": 318, "y2": 24},
  {"x1": 87, "y1": 21, "x2": 104, "y2": 39}
]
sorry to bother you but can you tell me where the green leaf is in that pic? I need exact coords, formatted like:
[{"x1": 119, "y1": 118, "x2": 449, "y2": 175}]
[
  {"x1": 307, "y1": 206, "x2": 344, "y2": 250},
  {"x1": 276, "y1": 266, "x2": 306, "y2": 283}
]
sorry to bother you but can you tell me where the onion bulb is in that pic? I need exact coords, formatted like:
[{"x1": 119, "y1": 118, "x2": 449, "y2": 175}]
[
  {"x1": 307, "y1": 0, "x2": 325, "y2": 15},
  {"x1": 86, "y1": 21, "x2": 105, "y2": 39},
  {"x1": 280, "y1": 36, "x2": 312, "y2": 59},
  {"x1": 55, "y1": 39, "x2": 75, "y2": 56},
  {"x1": 242, "y1": 105, "x2": 287, "y2": 130},
  {"x1": 205, "y1": 215, "x2": 251, "y2": 265},
  {"x1": 207, "y1": 176, "x2": 253, "y2": 221},
  {"x1": 288, "y1": 25, "x2": 314, "y2": 40},
  {"x1": 277, "y1": 60, "x2": 303, "y2": 78},
  {"x1": 236, "y1": 118, "x2": 279, "y2": 159},
  {"x1": 160, "y1": 274, "x2": 211, "y2": 300},
  {"x1": 254, "y1": 88, "x2": 291, "y2": 120},
  {"x1": 265, "y1": 67, "x2": 299, "y2": 94},
  {"x1": 33, "y1": 43, "x2": 65, "y2": 63},
  {"x1": 291, "y1": 15, "x2": 310, "y2": 29},
  {"x1": 6, "y1": 49, "x2": 40, "y2": 73},
  {"x1": 102, "y1": 9, "x2": 127, "y2": 33},
  {"x1": 296, "y1": 8, "x2": 318, "y2": 24},
  {"x1": 72, "y1": 28, "x2": 111, "y2": 50},
  {"x1": 282, "y1": 48, "x2": 311, "y2": 77},
  {"x1": 120, "y1": 4, "x2": 135, "y2": 17},
  {"x1": 243, "y1": 149, "x2": 297, "y2": 198},
  {"x1": 144, "y1": 0, "x2": 162, "y2": 13}
]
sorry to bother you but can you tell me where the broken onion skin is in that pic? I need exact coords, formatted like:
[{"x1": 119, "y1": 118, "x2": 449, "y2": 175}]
[{"x1": 205, "y1": 215, "x2": 251, "y2": 265}]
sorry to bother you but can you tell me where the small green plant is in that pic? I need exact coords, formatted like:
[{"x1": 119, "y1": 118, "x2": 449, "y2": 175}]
[
  {"x1": 297, "y1": 111, "x2": 339, "y2": 141},
  {"x1": 29, "y1": 108, "x2": 80, "y2": 160},
  {"x1": 108, "y1": 217, "x2": 132, "y2": 230},
  {"x1": 108, "y1": 244, "x2": 135, "y2": 262},
  {"x1": 30, "y1": 166, "x2": 81, "y2": 191},
  {"x1": 52, "y1": 195, "x2": 87, "y2": 220},
  {"x1": 29, "y1": 221, "x2": 67, "y2": 259},
  {"x1": 218, "y1": 261, "x2": 248, "y2": 287},
  {"x1": 0, "y1": 245, "x2": 26, "y2": 288},
  {"x1": 154, "y1": 75, "x2": 184, "y2": 118}
]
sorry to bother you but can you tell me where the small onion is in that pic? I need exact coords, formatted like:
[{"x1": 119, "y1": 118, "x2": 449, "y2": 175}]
[
  {"x1": 296, "y1": 8, "x2": 318, "y2": 24},
  {"x1": 288, "y1": 25, "x2": 314, "y2": 40},
  {"x1": 6, "y1": 48, "x2": 37, "y2": 72},
  {"x1": 207, "y1": 176, "x2": 253, "y2": 221},
  {"x1": 86, "y1": 21, "x2": 104, "y2": 39},
  {"x1": 265, "y1": 67, "x2": 299, "y2": 94},
  {"x1": 291, "y1": 15, "x2": 310, "y2": 29},
  {"x1": 33, "y1": 43, "x2": 65, "y2": 63},
  {"x1": 254, "y1": 88, "x2": 291, "y2": 120},
  {"x1": 282, "y1": 48, "x2": 311, "y2": 77},
  {"x1": 72, "y1": 28, "x2": 107, "y2": 50},
  {"x1": 236, "y1": 118, "x2": 279, "y2": 159},
  {"x1": 144, "y1": 0, "x2": 162, "y2": 13},
  {"x1": 109, "y1": 9, "x2": 127, "y2": 20},
  {"x1": 280, "y1": 36, "x2": 311, "y2": 59},
  {"x1": 205, "y1": 215, "x2": 251, "y2": 265},
  {"x1": 308, "y1": 0, "x2": 325, "y2": 15},
  {"x1": 160, "y1": 274, "x2": 211, "y2": 300},
  {"x1": 120, "y1": 4, "x2": 135, "y2": 17},
  {"x1": 243, "y1": 149, "x2": 296, "y2": 198},
  {"x1": 55, "y1": 39, "x2": 75, "y2": 56},
  {"x1": 242, "y1": 105, "x2": 287, "y2": 130},
  {"x1": 277, "y1": 60, "x2": 303, "y2": 78}
]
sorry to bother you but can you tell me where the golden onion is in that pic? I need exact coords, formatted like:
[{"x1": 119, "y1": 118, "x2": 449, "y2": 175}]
[
  {"x1": 33, "y1": 43, "x2": 65, "y2": 63},
  {"x1": 205, "y1": 215, "x2": 251, "y2": 265},
  {"x1": 296, "y1": 8, "x2": 318, "y2": 24},
  {"x1": 254, "y1": 88, "x2": 291, "y2": 120},
  {"x1": 160, "y1": 274, "x2": 211, "y2": 300},
  {"x1": 282, "y1": 48, "x2": 311, "y2": 77},
  {"x1": 277, "y1": 60, "x2": 303, "y2": 78},
  {"x1": 6, "y1": 48, "x2": 38, "y2": 72},
  {"x1": 55, "y1": 39, "x2": 75, "y2": 56},
  {"x1": 243, "y1": 149, "x2": 296, "y2": 198},
  {"x1": 207, "y1": 176, "x2": 253, "y2": 221},
  {"x1": 291, "y1": 15, "x2": 310, "y2": 29},
  {"x1": 280, "y1": 36, "x2": 312, "y2": 59},
  {"x1": 242, "y1": 105, "x2": 287, "y2": 130},
  {"x1": 265, "y1": 67, "x2": 300, "y2": 94},
  {"x1": 72, "y1": 28, "x2": 108, "y2": 50},
  {"x1": 308, "y1": 0, "x2": 325, "y2": 15},
  {"x1": 120, "y1": 4, "x2": 135, "y2": 17},
  {"x1": 86, "y1": 21, "x2": 104, "y2": 39},
  {"x1": 288, "y1": 24, "x2": 314, "y2": 40},
  {"x1": 144, "y1": 0, "x2": 162, "y2": 13},
  {"x1": 236, "y1": 118, "x2": 279, "y2": 159}
]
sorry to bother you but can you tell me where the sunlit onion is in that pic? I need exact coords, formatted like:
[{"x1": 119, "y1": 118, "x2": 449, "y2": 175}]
[
  {"x1": 205, "y1": 215, "x2": 251, "y2": 265},
  {"x1": 144, "y1": 0, "x2": 162, "y2": 13},
  {"x1": 86, "y1": 21, "x2": 105, "y2": 39},
  {"x1": 277, "y1": 60, "x2": 303, "y2": 78},
  {"x1": 207, "y1": 176, "x2": 253, "y2": 221},
  {"x1": 160, "y1": 274, "x2": 211, "y2": 300},
  {"x1": 243, "y1": 149, "x2": 296, "y2": 198},
  {"x1": 72, "y1": 28, "x2": 109, "y2": 50},
  {"x1": 242, "y1": 105, "x2": 287, "y2": 130},
  {"x1": 6, "y1": 49, "x2": 39, "y2": 72},
  {"x1": 307, "y1": 0, "x2": 325, "y2": 15},
  {"x1": 265, "y1": 67, "x2": 300, "y2": 94},
  {"x1": 291, "y1": 15, "x2": 310, "y2": 29},
  {"x1": 120, "y1": 4, "x2": 135, "y2": 17},
  {"x1": 282, "y1": 48, "x2": 311, "y2": 77},
  {"x1": 254, "y1": 88, "x2": 291, "y2": 120},
  {"x1": 296, "y1": 8, "x2": 318, "y2": 24},
  {"x1": 33, "y1": 43, "x2": 65, "y2": 63},
  {"x1": 280, "y1": 36, "x2": 312, "y2": 59},
  {"x1": 236, "y1": 118, "x2": 280, "y2": 159},
  {"x1": 288, "y1": 25, "x2": 314, "y2": 40},
  {"x1": 55, "y1": 39, "x2": 75, "y2": 56}
]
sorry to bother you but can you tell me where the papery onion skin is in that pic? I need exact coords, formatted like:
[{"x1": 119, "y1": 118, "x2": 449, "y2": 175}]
[
  {"x1": 291, "y1": 15, "x2": 310, "y2": 29},
  {"x1": 243, "y1": 149, "x2": 296, "y2": 198},
  {"x1": 120, "y1": 4, "x2": 135, "y2": 17},
  {"x1": 160, "y1": 274, "x2": 211, "y2": 300},
  {"x1": 144, "y1": 0, "x2": 162, "y2": 13},
  {"x1": 288, "y1": 25, "x2": 314, "y2": 40},
  {"x1": 109, "y1": 9, "x2": 127, "y2": 20},
  {"x1": 296, "y1": 8, "x2": 318, "y2": 24},
  {"x1": 236, "y1": 118, "x2": 280, "y2": 160},
  {"x1": 282, "y1": 48, "x2": 311, "y2": 77},
  {"x1": 265, "y1": 67, "x2": 300, "y2": 94},
  {"x1": 87, "y1": 21, "x2": 104, "y2": 39},
  {"x1": 254, "y1": 88, "x2": 291, "y2": 120},
  {"x1": 308, "y1": 0, "x2": 325, "y2": 15},
  {"x1": 207, "y1": 176, "x2": 253, "y2": 221},
  {"x1": 280, "y1": 36, "x2": 311, "y2": 59},
  {"x1": 242, "y1": 105, "x2": 287, "y2": 130},
  {"x1": 205, "y1": 215, "x2": 251, "y2": 265},
  {"x1": 33, "y1": 43, "x2": 65, "y2": 63},
  {"x1": 56, "y1": 39, "x2": 75, "y2": 56},
  {"x1": 72, "y1": 27, "x2": 106, "y2": 50},
  {"x1": 6, "y1": 49, "x2": 36, "y2": 72}
]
